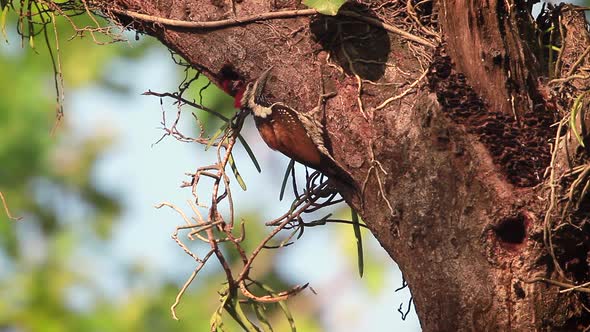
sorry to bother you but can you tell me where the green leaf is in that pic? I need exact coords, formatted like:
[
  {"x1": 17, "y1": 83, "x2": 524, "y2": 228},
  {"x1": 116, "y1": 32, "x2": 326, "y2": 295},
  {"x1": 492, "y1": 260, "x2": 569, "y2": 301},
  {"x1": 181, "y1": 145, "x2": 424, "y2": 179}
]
[
  {"x1": 206, "y1": 123, "x2": 228, "y2": 151},
  {"x1": 228, "y1": 153, "x2": 247, "y2": 190},
  {"x1": 279, "y1": 159, "x2": 295, "y2": 201},
  {"x1": 211, "y1": 288, "x2": 231, "y2": 331},
  {"x1": 277, "y1": 299, "x2": 297, "y2": 332},
  {"x1": 252, "y1": 302, "x2": 273, "y2": 332},
  {"x1": 257, "y1": 283, "x2": 296, "y2": 332},
  {"x1": 226, "y1": 298, "x2": 260, "y2": 332},
  {"x1": 303, "y1": 0, "x2": 347, "y2": 15},
  {"x1": 238, "y1": 135, "x2": 262, "y2": 173},
  {"x1": 351, "y1": 208, "x2": 364, "y2": 278}
]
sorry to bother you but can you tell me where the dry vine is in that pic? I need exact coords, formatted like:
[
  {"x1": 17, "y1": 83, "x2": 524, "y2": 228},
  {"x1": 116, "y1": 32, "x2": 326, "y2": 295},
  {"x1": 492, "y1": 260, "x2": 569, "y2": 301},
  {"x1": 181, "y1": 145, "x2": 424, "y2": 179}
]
[{"x1": 526, "y1": 5, "x2": 590, "y2": 317}]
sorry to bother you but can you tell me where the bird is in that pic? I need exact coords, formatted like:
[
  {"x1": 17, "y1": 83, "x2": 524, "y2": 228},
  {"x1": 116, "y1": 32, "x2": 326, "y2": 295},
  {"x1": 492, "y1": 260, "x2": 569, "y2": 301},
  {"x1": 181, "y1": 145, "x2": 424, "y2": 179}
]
[{"x1": 232, "y1": 67, "x2": 356, "y2": 190}]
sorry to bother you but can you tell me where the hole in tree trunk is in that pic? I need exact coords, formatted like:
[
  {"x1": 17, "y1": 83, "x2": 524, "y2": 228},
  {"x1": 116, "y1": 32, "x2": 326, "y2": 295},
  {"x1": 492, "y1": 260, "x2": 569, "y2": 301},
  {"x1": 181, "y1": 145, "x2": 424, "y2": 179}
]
[
  {"x1": 309, "y1": 3, "x2": 390, "y2": 82},
  {"x1": 494, "y1": 213, "x2": 527, "y2": 244}
]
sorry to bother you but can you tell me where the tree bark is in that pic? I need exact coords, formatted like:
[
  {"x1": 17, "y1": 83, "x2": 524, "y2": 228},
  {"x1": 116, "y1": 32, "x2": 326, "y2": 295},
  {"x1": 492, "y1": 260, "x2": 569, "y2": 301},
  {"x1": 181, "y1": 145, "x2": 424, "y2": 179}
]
[{"x1": 97, "y1": 0, "x2": 590, "y2": 330}]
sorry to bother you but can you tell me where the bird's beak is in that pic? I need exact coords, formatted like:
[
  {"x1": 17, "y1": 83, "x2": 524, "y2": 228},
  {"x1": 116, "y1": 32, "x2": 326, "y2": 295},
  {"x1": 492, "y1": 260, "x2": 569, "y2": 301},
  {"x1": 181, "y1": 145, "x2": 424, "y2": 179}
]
[
  {"x1": 253, "y1": 66, "x2": 274, "y2": 104},
  {"x1": 257, "y1": 66, "x2": 274, "y2": 84}
]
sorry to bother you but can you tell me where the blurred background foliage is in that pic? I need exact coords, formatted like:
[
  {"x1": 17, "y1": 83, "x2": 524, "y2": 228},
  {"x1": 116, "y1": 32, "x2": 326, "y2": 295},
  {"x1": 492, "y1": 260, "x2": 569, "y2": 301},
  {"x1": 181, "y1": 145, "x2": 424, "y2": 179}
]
[{"x1": 0, "y1": 3, "x2": 410, "y2": 332}]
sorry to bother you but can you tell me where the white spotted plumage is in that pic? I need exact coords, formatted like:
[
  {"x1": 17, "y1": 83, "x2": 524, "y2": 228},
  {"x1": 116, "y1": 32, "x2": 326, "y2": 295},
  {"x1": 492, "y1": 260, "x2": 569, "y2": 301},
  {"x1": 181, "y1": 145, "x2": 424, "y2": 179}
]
[{"x1": 240, "y1": 67, "x2": 343, "y2": 172}]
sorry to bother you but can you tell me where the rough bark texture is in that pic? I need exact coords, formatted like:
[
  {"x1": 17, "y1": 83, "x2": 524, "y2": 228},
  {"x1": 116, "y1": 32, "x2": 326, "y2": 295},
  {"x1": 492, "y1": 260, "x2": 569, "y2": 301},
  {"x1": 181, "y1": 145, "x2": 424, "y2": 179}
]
[{"x1": 97, "y1": 0, "x2": 590, "y2": 330}]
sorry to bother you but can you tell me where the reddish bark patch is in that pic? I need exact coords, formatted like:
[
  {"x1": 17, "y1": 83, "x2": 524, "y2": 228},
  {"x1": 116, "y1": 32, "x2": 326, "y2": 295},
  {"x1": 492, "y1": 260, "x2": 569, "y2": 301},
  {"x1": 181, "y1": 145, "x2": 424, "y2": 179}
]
[{"x1": 428, "y1": 51, "x2": 557, "y2": 187}]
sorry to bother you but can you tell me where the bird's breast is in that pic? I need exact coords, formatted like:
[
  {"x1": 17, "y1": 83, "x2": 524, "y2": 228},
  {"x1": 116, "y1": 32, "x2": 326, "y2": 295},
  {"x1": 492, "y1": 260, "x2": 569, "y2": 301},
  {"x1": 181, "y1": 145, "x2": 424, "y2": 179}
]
[{"x1": 254, "y1": 107, "x2": 322, "y2": 168}]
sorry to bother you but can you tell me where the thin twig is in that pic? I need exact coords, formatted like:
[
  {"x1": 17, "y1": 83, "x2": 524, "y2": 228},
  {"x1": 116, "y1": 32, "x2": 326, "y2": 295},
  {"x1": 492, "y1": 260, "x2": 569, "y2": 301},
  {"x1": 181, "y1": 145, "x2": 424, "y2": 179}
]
[
  {"x1": 0, "y1": 192, "x2": 22, "y2": 221},
  {"x1": 560, "y1": 280, "x2": 590, "y2": 293},
  {"x1": 239, "y1": 281, "x2": 308, "y2": 303},
  {"x1": 170, "y1": 249, "x2": 215, "y2": 320},
  {"x1": 373, "y1": 68, "x2": 428, "y2": 111},
  {"x1": 111, "y1": 8, "x2": 317, "y2": 28},
  {"x1": 111, "y1": 8, "x2": 436, "y2": 48},
  {"x1": 525, "y1": 277, "x2": 590, "y2": 294}
]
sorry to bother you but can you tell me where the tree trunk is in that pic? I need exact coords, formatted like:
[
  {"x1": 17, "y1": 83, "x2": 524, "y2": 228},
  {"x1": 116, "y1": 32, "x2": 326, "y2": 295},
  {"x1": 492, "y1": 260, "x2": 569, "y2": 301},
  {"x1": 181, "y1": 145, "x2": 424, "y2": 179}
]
[{"x1": 97, "y1": 0, "x2": 590, "y2": 330}]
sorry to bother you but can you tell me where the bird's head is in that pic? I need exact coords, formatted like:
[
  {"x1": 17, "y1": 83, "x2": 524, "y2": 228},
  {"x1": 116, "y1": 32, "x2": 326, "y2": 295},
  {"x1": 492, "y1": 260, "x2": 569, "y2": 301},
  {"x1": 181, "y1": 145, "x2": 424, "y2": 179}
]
[
  {"x1": 220, "y1": 79, "x2": 246, "y2": 109},
  {"x1": 240, "y1": 67, "x2": 274, "y2": 117},
  {"x1": 219, "y1": 65, "x2": 246, "y2": 109},
  {"x1": 219, "y1": 66, "x2": 274, "y2": 116}
]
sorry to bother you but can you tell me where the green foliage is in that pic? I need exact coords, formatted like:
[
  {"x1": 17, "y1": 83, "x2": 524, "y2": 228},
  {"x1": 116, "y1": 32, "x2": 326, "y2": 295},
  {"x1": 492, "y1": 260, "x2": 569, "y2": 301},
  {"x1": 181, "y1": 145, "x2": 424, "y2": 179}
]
[
  {"x1": 0, "y1": 5, "x2": 207, "y2": 332},
  {"x1": 228, "y1": 152, "x2": 247, "y2": 190},
  {"x1": 351, "y1": 208, "x2": 364, "y2": 278},
  {"x1": 279, "y1": 159, "x2": 295, "y2": 201},
  {"x1": 1, "y1": 6, "x2": 8, "y2": 41},
  {"x1": 334, "y1": 209, "x2": 386, "y2": 295},
  {"x1": 303, "y1": 0, "x2": 347, "y2": 16},
  {"x1": 0, "y1": 1, "x2": 149, "y2": 235}
]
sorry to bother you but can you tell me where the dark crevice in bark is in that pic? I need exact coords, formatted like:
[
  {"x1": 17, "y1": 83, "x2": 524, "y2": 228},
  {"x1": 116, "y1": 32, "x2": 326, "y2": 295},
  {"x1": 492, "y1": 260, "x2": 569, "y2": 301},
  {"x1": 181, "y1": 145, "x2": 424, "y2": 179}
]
[
  {"x1": 496, "y1": 0, "x2": 507, "y2": 41},
  {"x1": 494, "y1": 212, "x2": 528, "y2": 245},
  {"x1": 309, "y1": 3, "x2": 390, "y2": 81},
  {"x1": 514, "y1": 280, "x2": 526, "y2": 299},
  {"x1": 428, "y1": 50, "x2": 557, "y2": 187}
]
